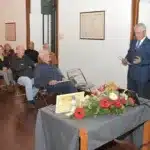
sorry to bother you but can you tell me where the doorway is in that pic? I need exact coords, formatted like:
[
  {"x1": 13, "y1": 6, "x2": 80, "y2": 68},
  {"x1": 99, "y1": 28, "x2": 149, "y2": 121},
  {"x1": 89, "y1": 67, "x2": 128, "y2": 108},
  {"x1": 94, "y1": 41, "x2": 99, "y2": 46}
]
[{"x1": 26, "y1": 0, "x2": 59, "y2": 59}]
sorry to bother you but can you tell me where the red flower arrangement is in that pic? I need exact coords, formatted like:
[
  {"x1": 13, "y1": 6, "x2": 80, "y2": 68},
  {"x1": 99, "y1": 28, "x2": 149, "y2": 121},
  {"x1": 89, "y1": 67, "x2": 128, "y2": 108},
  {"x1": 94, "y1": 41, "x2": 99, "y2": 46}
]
[
  {"x1": 99, "y1": 98, "x2": 111, "y2": 108},
  {"x1": 74, "y1": 108, "x2": 85, "y2": 119},
  {"x1": 73, "y1": 82, "x2": 136, "y2": 119},
  {"x1": 114, "y1": 100, "x2": 122, "y2": 108}
]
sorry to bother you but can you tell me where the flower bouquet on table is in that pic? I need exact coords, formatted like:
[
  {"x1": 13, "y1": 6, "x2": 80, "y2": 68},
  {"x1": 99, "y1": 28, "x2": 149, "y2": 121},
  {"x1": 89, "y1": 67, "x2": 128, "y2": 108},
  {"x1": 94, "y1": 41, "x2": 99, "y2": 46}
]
[{"x1": 66, "y1": 82, "x2": 136, "y2": 120}]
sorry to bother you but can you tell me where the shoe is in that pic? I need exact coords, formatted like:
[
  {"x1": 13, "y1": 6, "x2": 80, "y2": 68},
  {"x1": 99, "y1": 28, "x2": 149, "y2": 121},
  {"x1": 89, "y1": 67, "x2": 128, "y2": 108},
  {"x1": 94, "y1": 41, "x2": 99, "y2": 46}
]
[
  {"x1": 27, "y1": 103, "x2": 35, "y2": 109},
  {"x1": 28, "y1": 100, "x2": 35, "y2": 105},
  {"x1": 27, "y1": 101, "x2": 35, "y2": 109},
  {"x1": 34, "y1": 95, "x2": 38, "y2": 101}
]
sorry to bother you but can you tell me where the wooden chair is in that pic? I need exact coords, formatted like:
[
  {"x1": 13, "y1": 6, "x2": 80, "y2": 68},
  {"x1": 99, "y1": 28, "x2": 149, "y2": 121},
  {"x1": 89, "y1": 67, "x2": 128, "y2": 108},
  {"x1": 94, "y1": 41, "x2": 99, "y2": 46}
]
[
  {"x1": 36, "y1": 88, "x2": 49, "y2": 106},
  {"x1": 49, "y1": 52, "x2": 58, "y2": 65},
  {"x1": 0, "y1": 76, "x2": 8, "y2": 92},
  {"x1": 14, "y1": 84, "x2": 26, "y2": 97}
]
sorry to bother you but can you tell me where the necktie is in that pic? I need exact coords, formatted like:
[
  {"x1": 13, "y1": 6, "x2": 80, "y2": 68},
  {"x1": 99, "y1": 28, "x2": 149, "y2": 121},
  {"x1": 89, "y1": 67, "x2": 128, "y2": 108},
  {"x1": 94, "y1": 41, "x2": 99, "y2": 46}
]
[{"x1": 136, "y1": 40, "x2": 140, "y2": 48}]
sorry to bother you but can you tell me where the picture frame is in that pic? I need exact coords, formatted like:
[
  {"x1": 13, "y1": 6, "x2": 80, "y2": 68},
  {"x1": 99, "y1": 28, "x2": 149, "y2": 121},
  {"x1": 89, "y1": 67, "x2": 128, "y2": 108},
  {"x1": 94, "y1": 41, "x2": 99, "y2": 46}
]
[
  {"x1": 5, "y1": 22, "x2": 16, "y2": 41},
  {"x1": 80, "y1": 11, "x2": 105, "y2": 40}
]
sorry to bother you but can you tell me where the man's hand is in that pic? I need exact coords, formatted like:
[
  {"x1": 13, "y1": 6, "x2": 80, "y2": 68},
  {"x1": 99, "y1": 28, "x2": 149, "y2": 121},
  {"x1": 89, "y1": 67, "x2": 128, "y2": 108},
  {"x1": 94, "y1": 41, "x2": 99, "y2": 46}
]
[
  {"x1": 49, "y1": 80, "x2": 58, "y2": 85},
  {"x1": 62, "y1": 78, "x2": 69, "y2": 81},
  {"x1": 2, "y1": 67, "x2": 8, "y2": 72},
  {"x1": 133, "y1": 56, "x2": 141, "y2": 64},
  {"x1": 121, "y1": 58, "x2": 128, "y2": 66}
]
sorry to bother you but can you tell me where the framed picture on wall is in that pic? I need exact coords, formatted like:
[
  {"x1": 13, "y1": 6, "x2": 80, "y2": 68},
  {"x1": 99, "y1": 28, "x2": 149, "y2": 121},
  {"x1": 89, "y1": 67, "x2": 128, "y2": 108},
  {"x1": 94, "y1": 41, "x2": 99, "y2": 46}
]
[
  {"x1": 5, "y1": 22, "x2": 16, "y2": 41},
  {"x1": 80, "y1": 11, "x2": 105, "y2": 40}
]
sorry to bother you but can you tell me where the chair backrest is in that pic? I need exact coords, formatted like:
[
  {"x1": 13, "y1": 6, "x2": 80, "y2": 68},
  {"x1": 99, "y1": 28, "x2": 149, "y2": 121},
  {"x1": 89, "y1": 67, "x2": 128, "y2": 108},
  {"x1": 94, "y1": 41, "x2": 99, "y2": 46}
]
[{"x1": 66, "y1": 68, "x2": 88, "y2": 86}]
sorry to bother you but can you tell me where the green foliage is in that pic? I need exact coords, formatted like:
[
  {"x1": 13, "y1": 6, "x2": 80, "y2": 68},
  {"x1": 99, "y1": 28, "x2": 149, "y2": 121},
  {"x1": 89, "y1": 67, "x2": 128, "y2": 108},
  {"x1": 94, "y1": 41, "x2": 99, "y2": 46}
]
[{"x1": 83, "y1": 96, "x2": 125, "y2": 117}]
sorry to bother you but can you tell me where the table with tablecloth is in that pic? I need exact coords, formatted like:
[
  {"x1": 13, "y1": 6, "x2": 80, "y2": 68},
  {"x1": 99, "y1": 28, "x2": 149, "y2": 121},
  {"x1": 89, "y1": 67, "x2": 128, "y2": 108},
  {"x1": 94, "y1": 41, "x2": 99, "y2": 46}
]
[{"x1": 35, "y1": 98, "x2": 150, "y2": 150}]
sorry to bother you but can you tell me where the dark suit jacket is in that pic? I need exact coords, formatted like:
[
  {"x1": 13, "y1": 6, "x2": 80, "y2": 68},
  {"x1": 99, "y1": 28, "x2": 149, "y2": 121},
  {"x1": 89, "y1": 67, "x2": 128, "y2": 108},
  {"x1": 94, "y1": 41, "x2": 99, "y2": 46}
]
[{"x1": 126, "y1": 37, "x2": 150, "y2": 82}]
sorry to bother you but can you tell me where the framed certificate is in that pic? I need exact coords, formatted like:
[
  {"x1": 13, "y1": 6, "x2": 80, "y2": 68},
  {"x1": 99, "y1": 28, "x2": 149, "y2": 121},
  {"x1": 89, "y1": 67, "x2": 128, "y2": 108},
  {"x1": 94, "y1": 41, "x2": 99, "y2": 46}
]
[
  {"x1": 55, "y1": 92, "x2": 85, "y2": 113},
  {"x1": 80, "y1": 11, "x2": 105, "y2": 40},
  {"x1": 5, "y1": 22, "x2": 16, "y2": 41}
]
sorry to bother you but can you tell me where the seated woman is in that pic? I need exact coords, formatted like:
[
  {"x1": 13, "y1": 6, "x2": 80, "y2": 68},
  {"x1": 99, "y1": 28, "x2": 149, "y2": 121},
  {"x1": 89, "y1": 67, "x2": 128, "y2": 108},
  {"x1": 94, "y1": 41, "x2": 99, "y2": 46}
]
[
  {"x1": 34, "y1": 50, "x2": 77, "y2": 94},
  {"x1": 3, "y1": 43, "x2": 14, "y2": 57},
  {"x1": 0, "y1": 45, "x2": 14, "y2": 88}
]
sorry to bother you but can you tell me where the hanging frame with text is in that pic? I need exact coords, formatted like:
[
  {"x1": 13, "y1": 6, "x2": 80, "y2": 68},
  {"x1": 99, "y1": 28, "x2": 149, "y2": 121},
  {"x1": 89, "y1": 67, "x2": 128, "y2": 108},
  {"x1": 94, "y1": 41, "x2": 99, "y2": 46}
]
[
  {"x1": 80, "y1": 11, "x2": 105, "y2": 40},
  {"x1": 5, "y1": 22, "x2": 16, "y2": 41}
]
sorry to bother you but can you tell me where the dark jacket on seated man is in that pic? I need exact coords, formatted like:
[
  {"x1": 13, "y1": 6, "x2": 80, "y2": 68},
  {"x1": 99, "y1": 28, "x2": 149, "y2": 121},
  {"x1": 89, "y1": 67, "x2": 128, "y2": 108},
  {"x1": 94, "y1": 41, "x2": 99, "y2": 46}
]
[
  {"x1": 34, "y1": 63, "x2": 77, "y2": 94},
  {"x1": 0, "y1": 56, "x2": 10, "y2": 70},
  {"x1": 10, "y1": 55, "x2": 35, "y2": 81},
  {"x1": 25, "y1": 49, "x2": 39, "y2": 63}
]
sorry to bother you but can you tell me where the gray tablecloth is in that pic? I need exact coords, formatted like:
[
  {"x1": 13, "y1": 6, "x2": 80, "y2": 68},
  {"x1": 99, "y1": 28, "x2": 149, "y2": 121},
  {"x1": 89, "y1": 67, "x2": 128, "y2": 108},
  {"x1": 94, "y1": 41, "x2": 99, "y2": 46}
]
[{"x1": 35, "y1": 98, "x2": 150, "y2": 150}]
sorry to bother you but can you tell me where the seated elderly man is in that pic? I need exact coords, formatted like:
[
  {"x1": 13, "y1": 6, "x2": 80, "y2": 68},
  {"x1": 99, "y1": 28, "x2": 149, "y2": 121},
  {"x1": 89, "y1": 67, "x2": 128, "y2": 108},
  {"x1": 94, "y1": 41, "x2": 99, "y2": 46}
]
[
  {"x1": 34, "y1": 51, "x2": 77, "y2": 94},
  {"x1": 42, "y1": 43, "x2": 58, "y2": 66},
  {"x1": 10, "y1": 45, "x2": 39, "y2": 106},
  {"x1": 43, "y1": 43, "x2": 49, "y2": 50}
]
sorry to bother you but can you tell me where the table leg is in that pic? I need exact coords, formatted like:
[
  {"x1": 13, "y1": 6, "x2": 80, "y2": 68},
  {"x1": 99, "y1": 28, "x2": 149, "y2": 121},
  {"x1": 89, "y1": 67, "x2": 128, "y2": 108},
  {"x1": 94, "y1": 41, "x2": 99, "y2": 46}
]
[
  {"x1": 79, "y1": 128, "x2": 88, "y2": 150},
  {"x1": 142, "y1": 121, "x2": 150, "y2": 150}
]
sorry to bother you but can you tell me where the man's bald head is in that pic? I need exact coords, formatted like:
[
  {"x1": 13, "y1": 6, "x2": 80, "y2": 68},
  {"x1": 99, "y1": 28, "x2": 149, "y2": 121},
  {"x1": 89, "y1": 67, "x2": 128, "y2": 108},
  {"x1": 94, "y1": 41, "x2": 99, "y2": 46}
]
[
  {"x1": 43, "y1": 43, "x2": 49, "y2": 50},
  {"x1": 28, "y1": 41, "x2": 34, "y2": 49},
  {"x1": 16, "y1": 45, "x2": 25, "y2": 58},
  {"x1": 39, "y1": 50, "x2": 50, "y2": 64}
]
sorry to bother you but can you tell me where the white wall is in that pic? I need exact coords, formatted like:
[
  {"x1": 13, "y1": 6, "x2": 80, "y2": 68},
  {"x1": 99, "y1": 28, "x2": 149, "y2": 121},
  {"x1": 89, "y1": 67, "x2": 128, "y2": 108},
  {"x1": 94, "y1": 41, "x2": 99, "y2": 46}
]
[
  {"x1": 0, "y1": 0, "x2": 26, "y2": 49},
  {"x1": 30, "y1": 0, "x2": 51, "y2": 51},
  {"x1": 58, "y1": 0, "x2": 131, "y2": 88},
  {"x1": 139, "y1": 0, "x2": 150, "y2": 38}
]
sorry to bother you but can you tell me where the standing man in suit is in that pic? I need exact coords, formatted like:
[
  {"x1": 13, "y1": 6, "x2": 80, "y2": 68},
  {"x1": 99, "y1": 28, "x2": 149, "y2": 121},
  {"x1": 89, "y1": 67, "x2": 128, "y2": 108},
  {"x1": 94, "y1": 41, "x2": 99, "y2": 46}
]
[{"x1": 121, "y1": 23, "x2": 150, "y2": 98}]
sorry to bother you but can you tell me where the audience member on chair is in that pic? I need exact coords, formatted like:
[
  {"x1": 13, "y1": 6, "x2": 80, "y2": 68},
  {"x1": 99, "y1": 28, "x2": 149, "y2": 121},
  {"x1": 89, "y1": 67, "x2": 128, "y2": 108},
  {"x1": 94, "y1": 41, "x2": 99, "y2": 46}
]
[
  {"x1": 34, "y1": 50, "x2": 77, "y2": 94},
  {"x1": 10, "y1": 45, "x2": 39, "y2": 106},
  {"x1": 0, "y1": 45, "x2": 14, "y2": 89},
  {"x1": 25, "y1": 41, "x2": 39, "y2": 63},
  {"x1": 42, "y1": 43, "x2": 58, "y2": 66},
  {"x1": 3, "y1": 43, "x2": 14, "y2": 57}
]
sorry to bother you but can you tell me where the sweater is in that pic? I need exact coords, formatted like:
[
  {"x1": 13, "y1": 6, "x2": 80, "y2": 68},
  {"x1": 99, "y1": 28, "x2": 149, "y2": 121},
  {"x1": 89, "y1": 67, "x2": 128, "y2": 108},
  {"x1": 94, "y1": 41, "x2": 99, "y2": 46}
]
[{"x1": 34, "y1": 63, "x2": 64, "y2": 88}]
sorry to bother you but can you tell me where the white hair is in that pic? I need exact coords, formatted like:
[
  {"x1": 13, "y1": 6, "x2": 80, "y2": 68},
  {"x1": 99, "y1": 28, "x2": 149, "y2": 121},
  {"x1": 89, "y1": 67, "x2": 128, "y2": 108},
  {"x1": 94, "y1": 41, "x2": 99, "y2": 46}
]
[{"x1": 134, "y1": 23, "x2": 146, "y2": 31}]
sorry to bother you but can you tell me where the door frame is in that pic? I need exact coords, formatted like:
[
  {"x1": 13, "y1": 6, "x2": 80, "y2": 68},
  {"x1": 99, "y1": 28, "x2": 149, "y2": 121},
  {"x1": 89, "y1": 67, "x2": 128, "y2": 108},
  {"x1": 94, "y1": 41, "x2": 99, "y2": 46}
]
[
  {"x1": 26, "y1": 0, "x2": 30, "y2": 49},
  {"x1": 56, "y1": 0, "x2": 59, "y2": 62},
  {"x1": 26, "y1": 0, "x2": 59, "y2": 62}
]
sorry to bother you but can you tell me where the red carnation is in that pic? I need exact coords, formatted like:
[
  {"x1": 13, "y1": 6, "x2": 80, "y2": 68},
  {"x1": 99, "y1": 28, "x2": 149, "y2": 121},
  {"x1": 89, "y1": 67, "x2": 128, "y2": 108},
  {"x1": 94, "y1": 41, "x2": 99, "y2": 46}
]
[
  {"x1": 99, "y1": 98, "x2": 111, "y2": 108},
  {"x1": 128, "y1": 97, "x2": 135, "y2": 106},
  {"x1": 74, "y1": 108, "x2": 85, "y2": 119},
  {"x1": 114, "y1": 100, "x2": 122, "y2": 108},
  {"x1": 120, "y1": 98, "x2": 127, "y2": 105}
]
